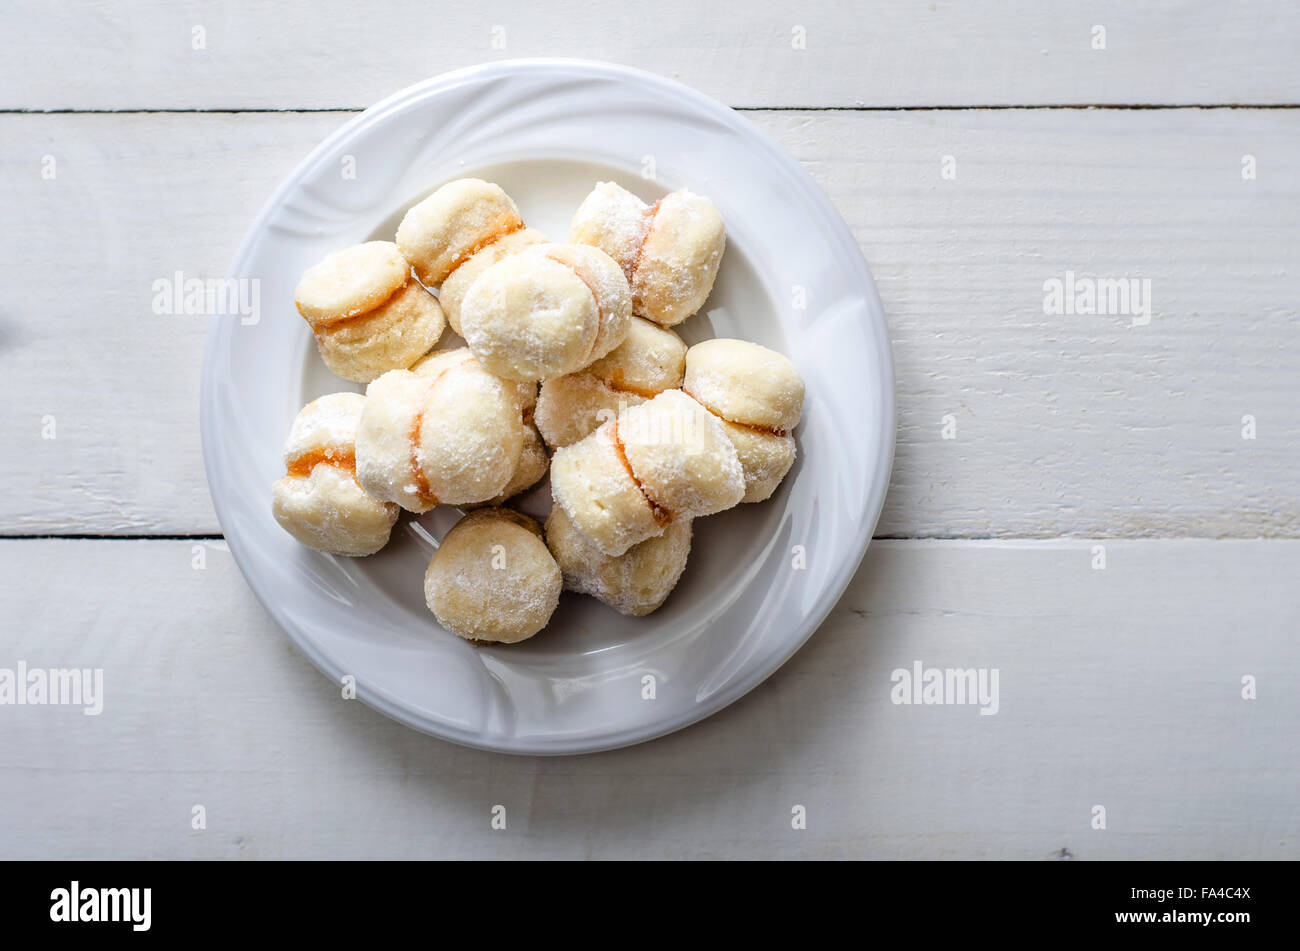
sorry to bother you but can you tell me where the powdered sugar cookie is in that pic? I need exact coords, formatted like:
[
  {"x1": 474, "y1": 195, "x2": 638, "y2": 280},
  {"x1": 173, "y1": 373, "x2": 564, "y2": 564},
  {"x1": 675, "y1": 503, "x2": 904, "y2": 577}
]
[
  {"x1": 424, "y1": 508, "x2": 561, "y2": 644},
  {"x1": 546, "y1": 505, "x2": 692, "y2": 617},
  {"x1": 294, "y1": 241, "x2": 445, "y2": 383},
  {"x1": 411, "y1": 346, "x2": 537, "y2": 423},
  {"x1": 549, "y1": 420, "x2": 666, "y2": 557},
  {"x1": 439, "y1": 227, "x2": 549, "y2": 335},
  {"x1": 355, "y1": 359, "x2": 525, "y2": 511},
  {"x1": 570, "y1": 182, "x2": 725, "y2": 327},
  {"x1": 683, "y1": 339, "x2": 804, "y2": 502},
  {"x1": 683, "y1": 339, "x2": 803, "y2": 433},
  {"x1": 719, "y1": 421, "x2": 796, "y2": 503},
  {"x1": 459, "y1": 243, "x2": 633, "y2": 381},
  {"x1": 617, "y1": 389, "x2": 745, "y2": 519},
  {"x1": 549, "y1": 390, "x2": 743, "y2": 556},
  {"x1": 396, "y1": 178, "x2": 524, "y2": 286},
  {"x1": 271, "y1": 393, "x2": 398, "y2": 556},
  {"x1": 534, "y1": 316, "x2": 686, "y2": 448}
]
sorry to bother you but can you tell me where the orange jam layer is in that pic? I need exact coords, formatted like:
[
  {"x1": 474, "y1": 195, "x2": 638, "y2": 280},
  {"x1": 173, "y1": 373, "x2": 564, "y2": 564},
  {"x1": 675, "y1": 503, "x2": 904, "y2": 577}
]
[
  {"x1": 610, "y1": 419, "x2": 673, "y2": 528},
  {"x1": 602, "y1": 370, "x2": 662, "y2": 401},
  {"x1": 681, "y1": 388, "x2": 789, "y2": 438},
  {"x1": 627, "y1": 197, "x2": 664, "y2": 284},
  {"x1": 407, "y1": 363, "x2": 466, "y2": 508},
  {"x1": 285, "y1": 446, "x2": 356, "y2": 478},
  {"x1": 544, "y1": 250, "x2": 608, "y2": 365},
  {"x1": 299, "y1": 277, "x2": 411, "y2": 335},
  {"x1": 443, "y1": 219, "x2": 527, "y2": 282}
]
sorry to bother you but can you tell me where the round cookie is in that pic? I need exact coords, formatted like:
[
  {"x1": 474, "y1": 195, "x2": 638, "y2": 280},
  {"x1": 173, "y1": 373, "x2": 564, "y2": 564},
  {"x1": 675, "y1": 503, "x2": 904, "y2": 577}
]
[
  {"x1": 586, "y1": 316, "x2": 687, "y2": 396},
  {"x1": 458, "y1": 243, "x2": 633, "y2": 382},
  {"x1": 683, "y1": 338, "x2": 804, "y2": 433},
  {"x1": 273, "y1": 465, "x2": 398, "y2": 557},
  {"x1": 424, "y1": 508, "x2": 562, "y2": 644},
  {"x1": 570, "y1": 182, "x2": 725, "y2": 327},
  {"x1": 720, "y1": 421, "x2": 797, "y2": 503},
  {"x1": 411, "y1": 349, "x2": 540, "y2": 508},
  {"x1": 355, "y1": 360, "x2": 525, "y2": 512},
  {"x1": 271, "y1": 393, "x2": 398, "y2": 557},
  {"x1": 439, "y1": 226, "x2": 549, "y2": 335},
  {"x1": 617, "y1": 389, "x2": 745, "y2": 520},
  {"x1": 411, "y1": 346, "x2": 537, "y2": 422},
  {"x1": 468, "y1": 422, "x2": 549, "y2": 508},
  {"x1": 549, "y1": 420, "x2": 666, "y2": 557},
  {"x1": 496, "y1": 423, "x2": 548, "y2": 500},
  {"x1": 534, "y1": 317, "x2": 686, "y2": 449},
  {"x1": 682, "y1": 339, "x2": 804, "y2": 502},
  {"x1": 396, "y1": 179, "x2": 524, "y2": 286},
  {"x1": 294, "y1": 242, "x2": 446, "y2": 383},
  {"x1": 549, "y1": 389, "x2": 744, "y2": 556},
  {"x1": 568, "y1": 181, "x2": 646, "y2": 275},
  {"x1": 546, "y1": 506, "x2": 692, "y2": 617},
  {"x1": 294, "y1": 241, "x2": 409, "y2": 324},
  {"x1": 535, "y1": 373, "x2": 644, "y2": 450}
]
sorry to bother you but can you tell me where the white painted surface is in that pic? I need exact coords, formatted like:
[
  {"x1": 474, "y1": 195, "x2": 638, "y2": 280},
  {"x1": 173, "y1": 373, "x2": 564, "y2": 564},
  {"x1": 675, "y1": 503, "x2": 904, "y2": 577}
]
[
  {"x1": 0, "y1": 2, "x2": 1296, "y2": 859},
  {"x1": 2, "y1": 539, "x2": 1293, "y2": 859},
  {"x1": 3, "y1": 1, "x2": 1298, "y2": 110},
  {"x1": 3, "y1": 109, "x2": 1298, "y2": 537}
]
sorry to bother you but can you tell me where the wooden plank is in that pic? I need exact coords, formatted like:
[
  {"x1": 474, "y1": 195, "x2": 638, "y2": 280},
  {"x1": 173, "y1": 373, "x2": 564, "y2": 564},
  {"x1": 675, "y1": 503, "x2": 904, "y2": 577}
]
[
  {"x1": 0, "y1": 537, "x2": 1293, "y2": 859},
  {"x1": 3, "y1": 1, "x2": 1299, "y2": 110},
  {"x1": 2, "y1": 108, "x2": 1298, "y2": 536}
]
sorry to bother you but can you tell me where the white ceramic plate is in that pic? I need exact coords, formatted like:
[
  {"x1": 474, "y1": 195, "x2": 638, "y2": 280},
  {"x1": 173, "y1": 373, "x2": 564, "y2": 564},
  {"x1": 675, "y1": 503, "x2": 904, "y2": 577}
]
[{"x1": 201, "y1": 59, "x2": 894, "y2": 754}]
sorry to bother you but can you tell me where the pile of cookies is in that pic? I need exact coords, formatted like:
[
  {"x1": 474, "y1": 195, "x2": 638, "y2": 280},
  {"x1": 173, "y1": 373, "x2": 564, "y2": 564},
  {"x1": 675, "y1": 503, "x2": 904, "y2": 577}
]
[{"x1": 272, "y1": 178, "x2": 805, "y2": 644}]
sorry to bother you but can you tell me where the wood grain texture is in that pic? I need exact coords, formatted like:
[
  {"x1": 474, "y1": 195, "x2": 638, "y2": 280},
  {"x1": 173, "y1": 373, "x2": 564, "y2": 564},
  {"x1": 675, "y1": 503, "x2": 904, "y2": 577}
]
[
  {"x1": 4, "y1": 0, "x2": 1295, "y2": 867},
  {"x1": 0, "y1": 537, "x2": 1292, "y2": 859},
  {"x1": 2, "y1": 109, "x2": 1297, "y2": 536},
  {"x1": 2, "y1": 1, "x2": 1299, "y2": 110}
]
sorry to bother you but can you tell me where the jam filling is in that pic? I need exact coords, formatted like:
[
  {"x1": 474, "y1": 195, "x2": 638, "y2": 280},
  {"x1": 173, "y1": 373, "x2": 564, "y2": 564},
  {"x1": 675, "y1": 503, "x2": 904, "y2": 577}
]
[
  {"x1": 610, "y1": 419, "x2": 674, "y2": 528},
  {"x1": 300, "y1": 276, "x2": 411, "y2": 336},
  {"x1": 407, "y1": 363, "x2": 465, "y2": 508},
  {"x1": 443, "y1": 219, "x2": 527, "y2": 282},
  {"x1": 285, "y1": 446, "x2": 358, "y2": 482},
  {"x1": 602, "y1": 369, "x2": 662, "y2": 400},
  {"x1": 544, "y1": 250, "x2": 608, "y2": 365},
  {"x1": 407, "y1": 406, "x2": 439, "y2": 508},
  {"x1": 681, "y1": 387, "x2": 788, "y2": 438},
  {"x1": 627, "y1": 198, "x2": 664, "y2": 286}
]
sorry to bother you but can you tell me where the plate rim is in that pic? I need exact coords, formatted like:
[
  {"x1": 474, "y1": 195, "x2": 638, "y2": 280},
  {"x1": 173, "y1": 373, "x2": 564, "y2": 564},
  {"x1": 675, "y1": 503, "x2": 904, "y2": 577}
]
[{"x1": 200, "y1": 57, "x2": 896, "y2": 755}]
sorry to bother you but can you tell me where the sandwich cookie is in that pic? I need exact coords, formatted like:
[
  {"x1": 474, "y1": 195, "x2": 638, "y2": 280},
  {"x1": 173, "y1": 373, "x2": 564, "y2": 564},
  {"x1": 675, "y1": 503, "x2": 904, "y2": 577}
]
[
  {"x1": 570, "y1": 182, "x2": 724, "y2": 328},
  {"x1": 549, "y1": 389, "x2": 743, "y2": 556},
  {"x1": 355, "y1": 350, "x2": 526, "y2": 511},
  {"x1": 294, "y1": 241, "x2": 446, "y2": 383},
  {"x1": 545, "y1": 505, "x2": 692, "y2": 617},
  {"x1": 533, "y1": 316, "x2": 687, "y2": 449},
  {"x1": 271, "y1": 392, "x2": 399, "y2": 556},
  {"x1": 682, "y1": 339, "x2": 804, "y2": 503},
  {"x1": 458, "y1": 243, "x2": 633, "y2": 382}
]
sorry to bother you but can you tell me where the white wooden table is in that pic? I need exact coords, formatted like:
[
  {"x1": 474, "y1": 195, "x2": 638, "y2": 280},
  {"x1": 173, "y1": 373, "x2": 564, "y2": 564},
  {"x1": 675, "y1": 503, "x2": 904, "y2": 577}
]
[{"x1": 2, "y1": 1, "x2": 1297, "y2": 860}]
